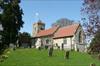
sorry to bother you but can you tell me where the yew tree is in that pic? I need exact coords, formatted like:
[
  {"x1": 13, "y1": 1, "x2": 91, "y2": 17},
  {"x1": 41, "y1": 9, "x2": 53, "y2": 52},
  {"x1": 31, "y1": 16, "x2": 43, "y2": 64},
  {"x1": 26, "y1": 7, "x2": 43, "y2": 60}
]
[{"x1": 0, "y1": 0, "x2": 24, "y2": 48}]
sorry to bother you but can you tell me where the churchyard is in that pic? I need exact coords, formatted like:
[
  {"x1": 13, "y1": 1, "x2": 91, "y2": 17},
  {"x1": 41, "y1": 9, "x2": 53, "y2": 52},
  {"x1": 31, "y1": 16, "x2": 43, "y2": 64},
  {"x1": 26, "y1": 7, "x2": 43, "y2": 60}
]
[{"x1": 0, "y1": 48, "x2": 100, "y2": 66}]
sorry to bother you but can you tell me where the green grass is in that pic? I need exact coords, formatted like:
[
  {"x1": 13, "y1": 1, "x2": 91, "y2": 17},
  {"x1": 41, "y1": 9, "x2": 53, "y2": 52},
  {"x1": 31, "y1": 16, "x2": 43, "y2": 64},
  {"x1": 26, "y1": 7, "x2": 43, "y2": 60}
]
[{"x1": 0, "y1": 48, "x2": 100, "y2": 66}]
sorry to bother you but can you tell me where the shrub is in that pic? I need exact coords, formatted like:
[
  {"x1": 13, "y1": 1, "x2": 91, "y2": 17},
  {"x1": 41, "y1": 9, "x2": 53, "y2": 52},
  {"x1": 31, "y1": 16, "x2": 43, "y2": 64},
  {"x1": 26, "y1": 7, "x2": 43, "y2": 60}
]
[
  {"x1": 88, "y1": 44, "x2": 100, "y2": 54},
  {"x1": 2, "y1": 55, "x2": 8, "y2": 59},
  {"x1": 7, "y1": 51, "x2": 10, "y2": 54},
  {"x1": 0, "y1": 59, "x2": 4, "y2": 62},
  {"x1": 45, "y1": 46, "x2": 48, "y2": 50}
]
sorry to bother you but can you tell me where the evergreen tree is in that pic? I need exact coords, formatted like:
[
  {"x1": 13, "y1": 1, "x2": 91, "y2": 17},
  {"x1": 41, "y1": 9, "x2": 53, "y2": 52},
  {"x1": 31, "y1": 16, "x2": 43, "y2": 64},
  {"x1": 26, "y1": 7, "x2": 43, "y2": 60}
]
[
  {"x1": 0, "y1": 0, "x2": 24, "y2": 49},
  {"x1": 18, "y1": 32, "x2": 31, "y2": 48}
]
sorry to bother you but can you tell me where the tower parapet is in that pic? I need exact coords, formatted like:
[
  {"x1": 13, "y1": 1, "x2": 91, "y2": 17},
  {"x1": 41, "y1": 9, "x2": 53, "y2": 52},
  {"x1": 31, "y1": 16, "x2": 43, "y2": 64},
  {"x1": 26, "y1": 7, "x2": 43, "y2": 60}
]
[{"x1": 32, "y1": 20, "x2": 45, "y2": 37}]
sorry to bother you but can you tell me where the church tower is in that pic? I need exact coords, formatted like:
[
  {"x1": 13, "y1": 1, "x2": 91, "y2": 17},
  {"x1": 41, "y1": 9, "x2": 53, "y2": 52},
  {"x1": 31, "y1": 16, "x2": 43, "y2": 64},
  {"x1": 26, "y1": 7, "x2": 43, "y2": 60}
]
[{"x1": 32, "y1": 20, "x2": 45, "y2": 37}]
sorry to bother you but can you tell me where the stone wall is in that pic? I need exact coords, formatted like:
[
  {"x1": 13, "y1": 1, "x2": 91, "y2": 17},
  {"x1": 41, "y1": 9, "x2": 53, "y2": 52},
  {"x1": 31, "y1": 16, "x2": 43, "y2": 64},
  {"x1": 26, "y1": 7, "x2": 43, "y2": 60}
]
[{"x1": 53, "y1": 37, "x2": 72, "y2": 50}]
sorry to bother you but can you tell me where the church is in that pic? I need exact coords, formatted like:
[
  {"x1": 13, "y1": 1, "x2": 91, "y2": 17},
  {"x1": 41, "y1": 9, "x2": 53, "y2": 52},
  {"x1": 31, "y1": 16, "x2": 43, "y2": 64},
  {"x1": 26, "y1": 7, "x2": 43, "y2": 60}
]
[{"x1": 32, "y1": 20, "x2": 86, "y2": 52}]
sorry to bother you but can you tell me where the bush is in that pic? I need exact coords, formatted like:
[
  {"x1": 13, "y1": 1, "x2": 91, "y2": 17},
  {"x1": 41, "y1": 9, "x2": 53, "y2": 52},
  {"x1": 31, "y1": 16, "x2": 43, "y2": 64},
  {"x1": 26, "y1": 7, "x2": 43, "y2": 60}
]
[
  {"x1": 0, "y1": 59, "x2": 4, "y2": 62},
  {"x1": 2, "y1": 55, "x2": 8, "y2": 59},
  {"x1": 88, "y1": 44, "x2": 100, "y2": 55},
  {"x1": 7, "y1": 51, "x2": 10, "y2": 54},
  {"x1": 45, "y1": 46, "x2": 48, "y2": 50},
  {"x1": 0, "y1": 49, "x2": 10, "y2": 63}
]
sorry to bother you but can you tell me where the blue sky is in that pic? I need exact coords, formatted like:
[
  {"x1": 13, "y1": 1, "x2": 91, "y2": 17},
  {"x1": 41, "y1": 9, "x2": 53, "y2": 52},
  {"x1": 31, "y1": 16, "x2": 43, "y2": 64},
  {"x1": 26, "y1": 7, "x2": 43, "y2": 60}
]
[{"x1": 20, "y1": 0, "x2": 82, "y2": 35}]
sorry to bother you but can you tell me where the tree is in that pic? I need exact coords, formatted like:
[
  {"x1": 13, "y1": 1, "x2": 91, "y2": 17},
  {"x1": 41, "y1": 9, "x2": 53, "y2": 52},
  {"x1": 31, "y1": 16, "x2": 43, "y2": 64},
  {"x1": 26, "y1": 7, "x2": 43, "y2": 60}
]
[
  {"x1": 81, "y1": 0, "x2": 100, "y2": 52},
  {"x1": 18, "y1": 32, "x2": 31, "y2": 48},
  {"x1": 89, "y1": 30, "x2": 100, "y2": 53},
  {"x1": 81, "y1": 0, "x2": 100, "y2": 36},
  {"x1": 0, "y1": 0, "x2": 24, "y2": 48},
  {"x1": 90, "y1": 30, "x2": 100, "y2": 46},
  {"x1": 52, "y1": 18, "x2": 73, "y2": 27}
]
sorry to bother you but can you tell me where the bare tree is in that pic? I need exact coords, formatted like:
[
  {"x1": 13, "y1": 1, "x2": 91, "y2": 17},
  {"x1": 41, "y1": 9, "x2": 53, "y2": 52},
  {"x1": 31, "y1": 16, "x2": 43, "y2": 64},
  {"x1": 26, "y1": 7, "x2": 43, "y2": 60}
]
[
  {"x1": 81, "y1": 0, "x2": 100, "y2": 53},
  {"x1": 52, "y1": 18, "x2": 73, "y2": 27},
  {"x1": 81, "y1": 0, "x2": 100, "y2": 36}
]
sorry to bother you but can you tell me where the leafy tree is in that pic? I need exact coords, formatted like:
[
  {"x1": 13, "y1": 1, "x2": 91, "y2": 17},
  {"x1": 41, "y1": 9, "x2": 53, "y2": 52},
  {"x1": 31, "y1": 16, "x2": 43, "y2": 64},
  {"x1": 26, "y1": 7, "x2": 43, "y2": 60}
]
[
  {"x1": 0, "y1": 0, "x2": 24, "y2": 48},
  {"x1": 89, "y1": 30, "x2": 100, "y2": 53},
  {"x1": 90, "y1": 30, "x2": 100, "y2": 46},
  {"x1": 52, "y1": 18, "x2": 73, "y2": 27},
  {"x1": 18, "y1": 32, "x2": 31, "y2": 48}
]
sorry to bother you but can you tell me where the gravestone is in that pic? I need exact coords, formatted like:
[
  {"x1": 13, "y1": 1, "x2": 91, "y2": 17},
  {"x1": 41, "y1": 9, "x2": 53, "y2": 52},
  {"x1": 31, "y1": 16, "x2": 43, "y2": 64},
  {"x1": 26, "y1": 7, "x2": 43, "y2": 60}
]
[
  {"x1": 48, "y1": 46, "x2": 53, "y2": 57},
  {"x1": 90, "y1": 63, "x2": 96, "y2": 66},
  {"x1": 38, "y1": 46, "x2": 41, "y2": 50},
  {"x1": 98, "y1": 54, "x2": 100, "y2": 60},
  {"x1": 65, "y1": 51, "x2": 70, "y2": 59}
]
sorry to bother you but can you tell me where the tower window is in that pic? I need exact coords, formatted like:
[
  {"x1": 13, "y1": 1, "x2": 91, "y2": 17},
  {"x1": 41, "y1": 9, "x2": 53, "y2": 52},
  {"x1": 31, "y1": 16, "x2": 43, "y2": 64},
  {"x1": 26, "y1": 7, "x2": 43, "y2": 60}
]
[{"x1": 40, "y1": 27, "x2": 44, "y2": 30}]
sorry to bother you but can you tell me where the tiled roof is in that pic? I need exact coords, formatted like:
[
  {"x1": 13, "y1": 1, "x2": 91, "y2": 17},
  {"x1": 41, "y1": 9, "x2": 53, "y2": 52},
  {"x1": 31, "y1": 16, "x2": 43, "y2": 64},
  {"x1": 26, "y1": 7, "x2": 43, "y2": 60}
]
[
  {"x1": 36, "y1": 26, "x2": 59, "y2": 37},
  {"x1": 53, "y1": 24, "x2": 80, "y2": 39}
]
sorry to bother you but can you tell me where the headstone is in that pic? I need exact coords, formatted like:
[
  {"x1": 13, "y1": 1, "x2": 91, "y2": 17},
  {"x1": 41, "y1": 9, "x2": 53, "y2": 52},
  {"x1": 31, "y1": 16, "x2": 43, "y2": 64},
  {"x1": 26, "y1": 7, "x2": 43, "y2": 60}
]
[
  {"x1": 38, "y1": 46, "x2": 41, "y2": 50},
  {"x1": 62, "y1": 43, "x2": 64, "y2": 50},
  {"x1": 90, "y1": 63, "x2": 96, "y2": 66},
  {"x1": 48, "y1": 46, "x2": 53, "y2": 57},
  {"x1": 98, "y1": 54, "x2": 100, "y2": 60},
  {"x1": 13, "y1": 44, "x2": 16, "y2": 51},
  {"x1": 13, "y1": 47, "x2": 16, "y2": 51},
  {"x1": 65, "y1": 51, "x2": 70, "y2": 59}
]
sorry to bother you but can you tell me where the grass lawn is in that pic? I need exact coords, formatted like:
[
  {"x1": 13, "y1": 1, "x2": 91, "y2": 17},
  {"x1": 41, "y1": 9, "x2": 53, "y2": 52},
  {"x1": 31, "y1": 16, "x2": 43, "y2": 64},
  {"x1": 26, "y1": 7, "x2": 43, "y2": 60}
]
[{"x1": 0, "y1": 48, "x2": 100, "y2": 66}]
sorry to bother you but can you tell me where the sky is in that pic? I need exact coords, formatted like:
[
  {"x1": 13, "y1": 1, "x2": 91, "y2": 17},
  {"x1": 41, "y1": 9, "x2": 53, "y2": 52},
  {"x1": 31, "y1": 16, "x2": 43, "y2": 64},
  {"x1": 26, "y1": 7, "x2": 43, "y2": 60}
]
[{"x1": 20, "y1": 0, "x2": 83, "y2": 35}]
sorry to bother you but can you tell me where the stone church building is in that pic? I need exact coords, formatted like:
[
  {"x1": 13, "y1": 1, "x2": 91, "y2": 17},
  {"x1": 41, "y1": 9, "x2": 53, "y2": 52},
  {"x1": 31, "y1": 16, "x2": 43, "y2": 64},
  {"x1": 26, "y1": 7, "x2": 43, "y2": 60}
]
[{"x1": 32, "y1": 20, "x2": 86, "y2": 52}]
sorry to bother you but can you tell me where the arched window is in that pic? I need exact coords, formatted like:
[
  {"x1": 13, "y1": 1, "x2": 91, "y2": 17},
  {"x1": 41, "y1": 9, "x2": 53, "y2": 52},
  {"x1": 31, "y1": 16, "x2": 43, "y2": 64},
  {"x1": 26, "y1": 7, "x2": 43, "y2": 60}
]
[{"x1": 79, "y1": 31, "x2": 82, "y2": 43}]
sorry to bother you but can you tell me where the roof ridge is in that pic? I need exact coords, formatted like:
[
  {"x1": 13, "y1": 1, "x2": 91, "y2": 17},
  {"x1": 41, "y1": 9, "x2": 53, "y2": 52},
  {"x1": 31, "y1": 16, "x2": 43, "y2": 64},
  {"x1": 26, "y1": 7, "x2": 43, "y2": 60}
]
[
  {"x1": 40, "y1": 26, "x2": 59, "y2": 32},
  {"x1": 53, "y1": 23, "x2": 80, "y2": 39},
  {"x1": 59, "y1": 23, "x2": 79, "y2": 29},
  {"x1": 36, "y1": 26, "x2": 59, "y2": 37}
]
